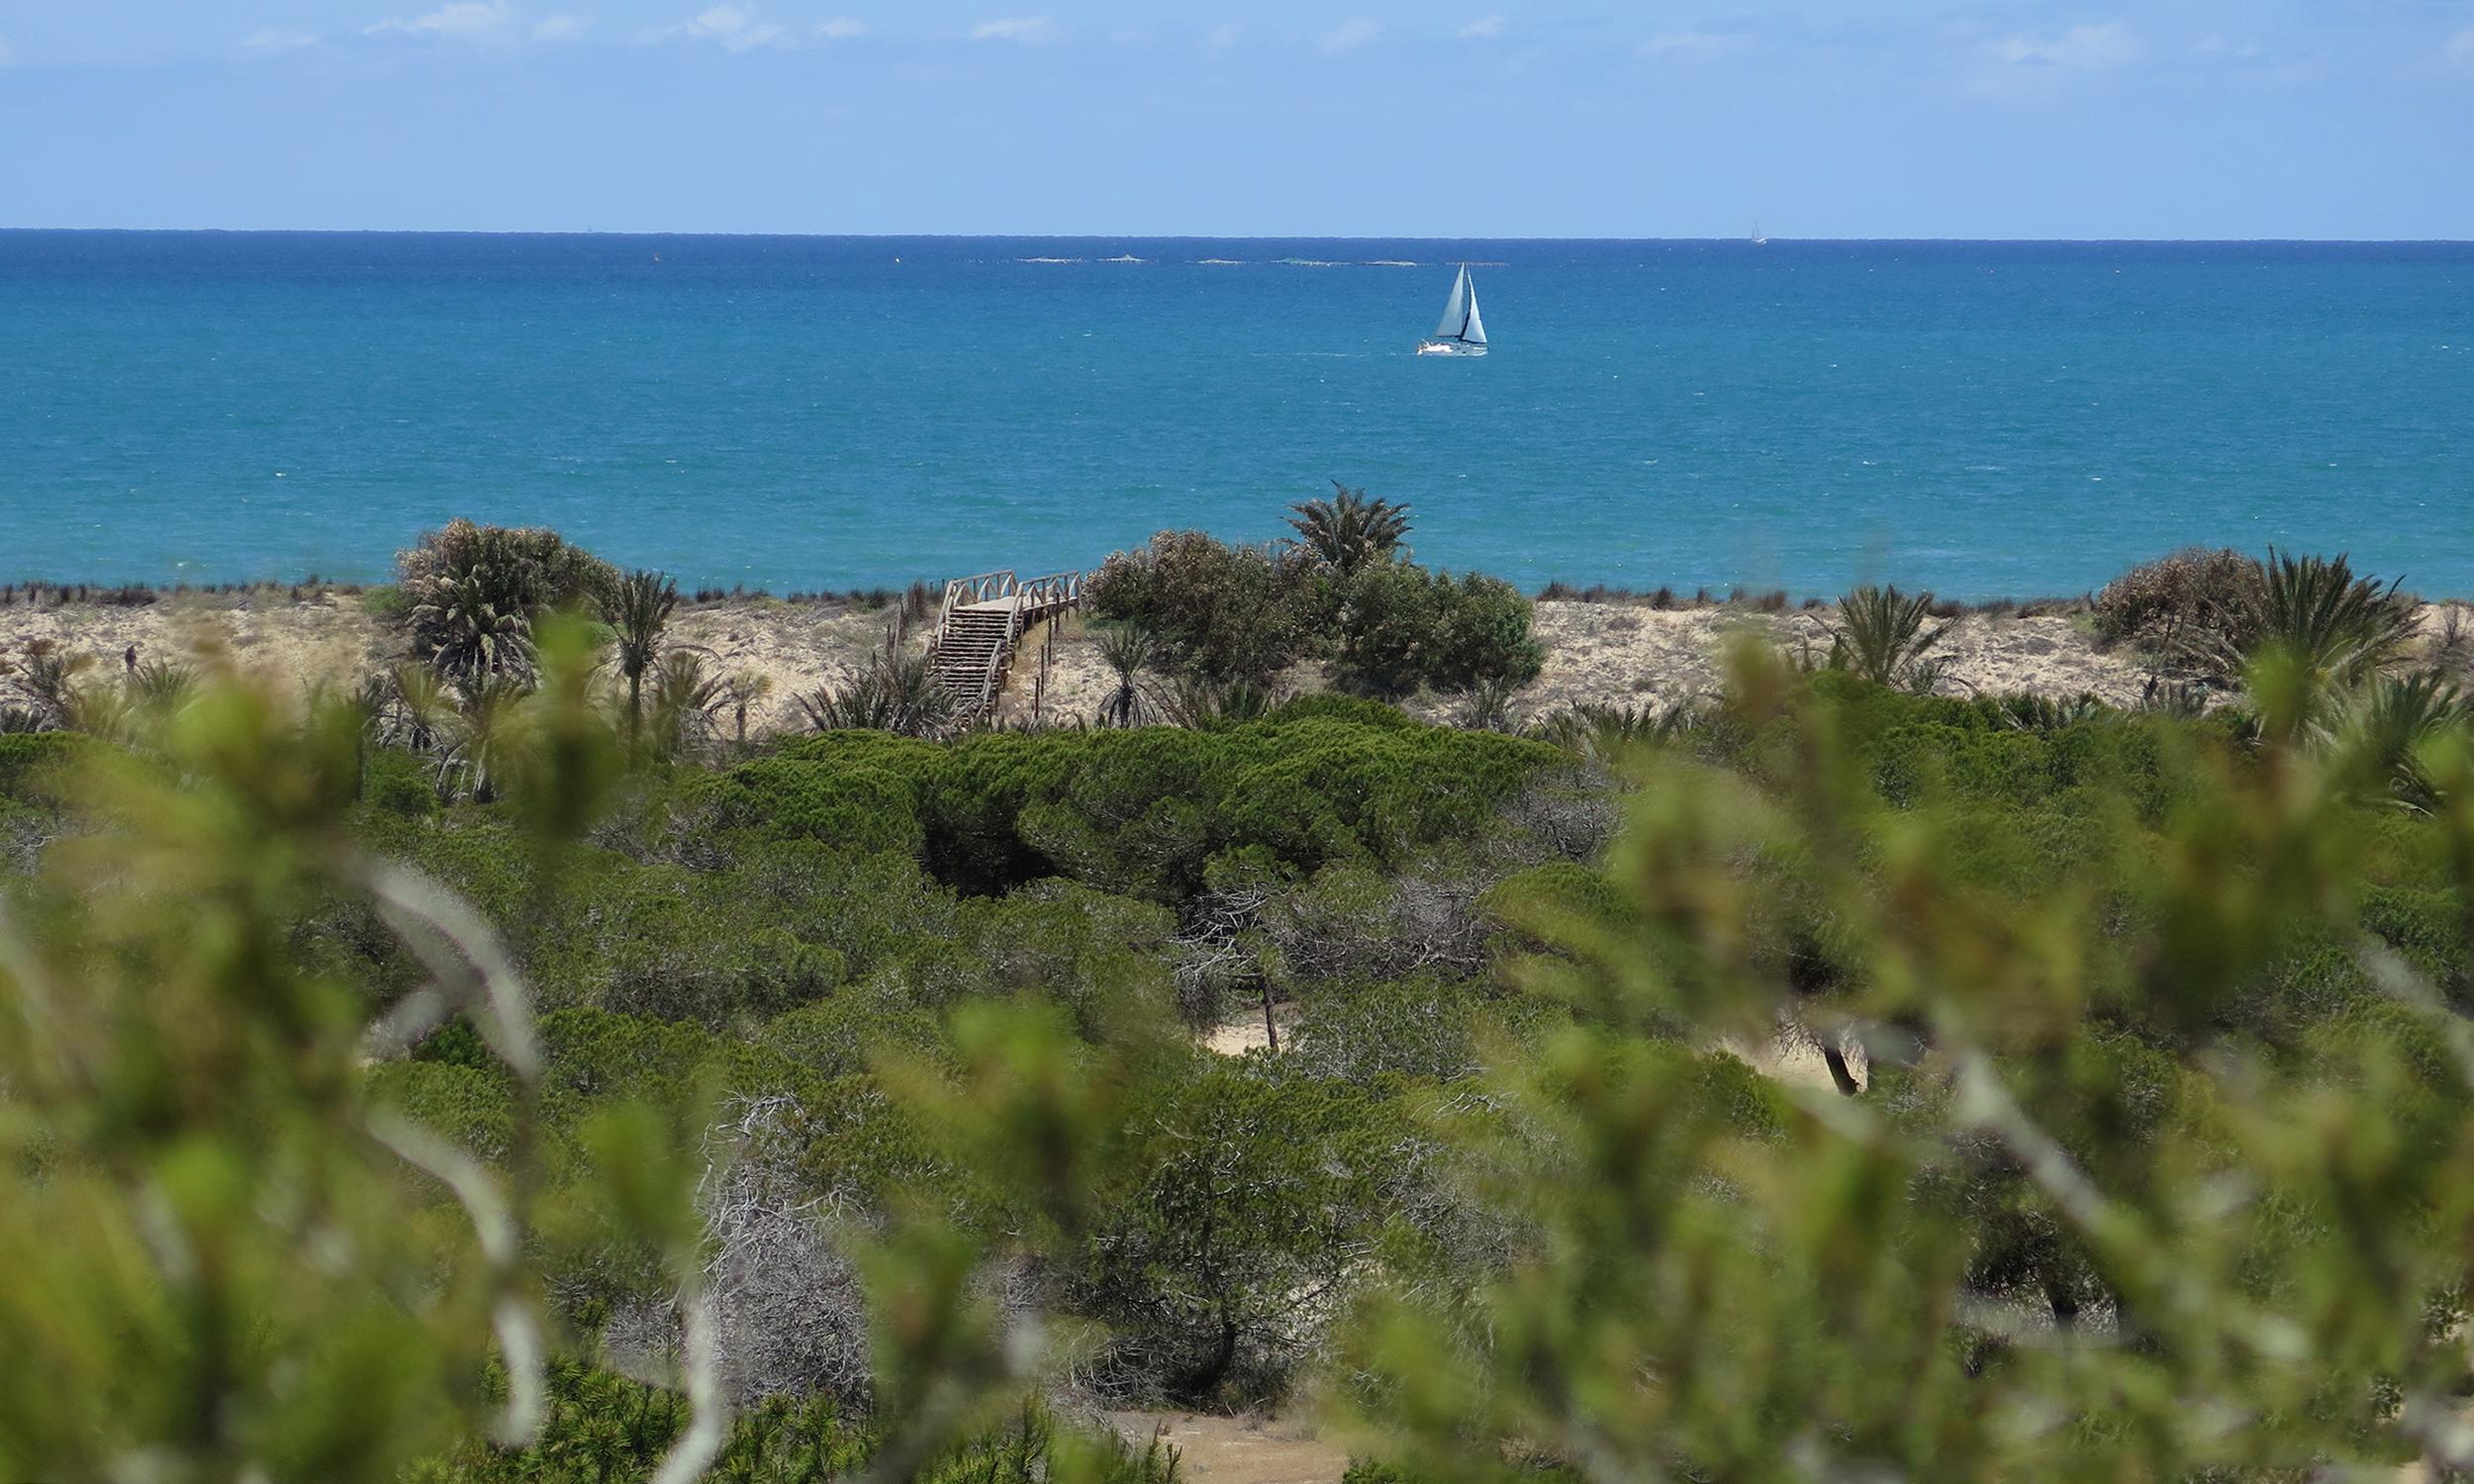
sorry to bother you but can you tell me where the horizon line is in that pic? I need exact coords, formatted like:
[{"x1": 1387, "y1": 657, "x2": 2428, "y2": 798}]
[{"x1": 6, "y1": 226, "x2": 2473, "y2": 246}]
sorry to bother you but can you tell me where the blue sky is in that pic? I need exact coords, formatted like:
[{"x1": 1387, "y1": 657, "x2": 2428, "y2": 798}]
[{"x1": 2, "y1": 2, "x2": 2470, "y2": 237}]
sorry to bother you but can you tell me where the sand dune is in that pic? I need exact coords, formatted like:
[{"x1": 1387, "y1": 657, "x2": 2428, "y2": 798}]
[
  {"x1": 11, "y1": 590, "x2": 2435, "y2": 741},
  {"x1": 1003, "y1": 602, "x2": 2163, "y2": 730}
]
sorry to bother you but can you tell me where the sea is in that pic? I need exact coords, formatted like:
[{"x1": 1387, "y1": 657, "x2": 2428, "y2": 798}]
[{"x1": 3, "y1": 232, "x2": 2468, "y2": 601}]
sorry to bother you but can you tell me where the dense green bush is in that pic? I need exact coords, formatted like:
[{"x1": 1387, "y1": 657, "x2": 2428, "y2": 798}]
[
  {"x1": 1088, "y1": 529, "x2": 1320, "y2": 685},
  {"x1": 762, "y1": 713, "x2": 1563, "y2": 901},
  {"x1": 0, "y1": 731, "x2": 84, "y2": 798},
  {"x1": 361, "y1": 744, "x2": 443, "y2": 817},
  {"x1": 1331, "y1": 564, "x2": 1543, "y2": 698},
  {"x1": 1425, "y1": 571, "x2": 1545, "y2": 692},
  {"x1": 413, "y1": 1367, "x2": 1179, "y2": 1484},
  {"x1": 1090, "y1": 525, "x2": 1541, "y2": 700},
  {"x1": 1081, "y1": 1055, "x2": 1411, "y2": 1404}
]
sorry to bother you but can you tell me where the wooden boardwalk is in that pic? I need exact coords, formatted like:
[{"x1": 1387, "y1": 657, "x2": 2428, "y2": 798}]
[{"x1": 925, "y1": 569, "x2": 1088, "y2": 721}]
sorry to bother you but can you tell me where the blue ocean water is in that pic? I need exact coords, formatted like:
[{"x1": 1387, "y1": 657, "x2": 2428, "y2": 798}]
[{"x1": 2, "y1": 232, "x2": 2468, "y2": 600}]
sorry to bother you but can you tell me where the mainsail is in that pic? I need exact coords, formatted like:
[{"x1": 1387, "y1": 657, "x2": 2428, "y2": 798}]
[
  {"x1": 1434, "y1": 265, "x2": 1472, "y2": 340},
  {"x1": 1461, "y1": 276, "x2": 1488, "y2": 347}
]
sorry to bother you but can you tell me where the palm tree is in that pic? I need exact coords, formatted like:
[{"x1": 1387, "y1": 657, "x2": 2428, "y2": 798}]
[
  {"x1": 796, "y1": 643, "x2": 956, "y2": 738},
  {"x1": 2324, "y1": 670, "x2": 2471, "y2": 812},
  {"x1": 448, "y1": 675, "x2": 531, "y2": 804},
  {"x1": 384, "y1": 663, "x2": 455, "y2": 755},
  {"x1": 722, "y1": 671, "x2": 774, "y2": 748},
  {"x1": 1286, "y1": 481, "x2": 1413, "y2": 577},
  {"x1": 603, "y1": 568, "x2": 679, "y2": 740},
  {"x1": 2234, "y1": 549, "x2": 2415, "y2": 688},
  {"x1": 646, "y1": 648, "x2": 727, "y2": 759},
  {"x1": 9, "y1": 642, "x2": 87, "y2": 731},
  {"x1": 1094, "y1": 624, "x2": 1159, "y2": 728},
  {"x1": 1530, "y1": 700, "x2": 1701, "y2": 763},
  {"x1": 126, "y1": 659, "x2": 200, "y2": 717},
  {"x1": 1820, "y1": 587, "x2": 1950, "y2": 694},
  {"x1": 412, "y1": 568, "x2": 534, "y2": 683}
]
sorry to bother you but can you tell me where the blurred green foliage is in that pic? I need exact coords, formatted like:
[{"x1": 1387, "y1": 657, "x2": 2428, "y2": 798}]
[{"x1": 8, "y1": 601, "x2": 2474, "y2": 1482}]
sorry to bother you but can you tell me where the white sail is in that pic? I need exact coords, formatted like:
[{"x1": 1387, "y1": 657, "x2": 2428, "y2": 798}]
[
  {"x1": 1462, "y1": 278, "x2": 1487, "y2": 346},
  {"x1": 1434, "y1": 266, "x2": 1471, "y2": 339}
]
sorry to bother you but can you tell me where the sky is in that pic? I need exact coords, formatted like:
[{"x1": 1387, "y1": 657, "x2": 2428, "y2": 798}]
[{"x1": 0, "y1": 2, "x2": 2470, "y2": 238}]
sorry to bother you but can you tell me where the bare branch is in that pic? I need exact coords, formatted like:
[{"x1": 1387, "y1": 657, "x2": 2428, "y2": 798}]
[
  {"x1": 357, "y1": 859, "x2": 541, "y2": 1078},
  {"x1": 649, "y1": 1282, "x2": 726, "y2": 1484},
  {"x1": 369, "y1": 1111, "x2": 544, "y2": 1445}
]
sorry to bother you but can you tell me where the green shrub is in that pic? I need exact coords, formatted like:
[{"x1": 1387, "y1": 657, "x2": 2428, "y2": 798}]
[
  {"x1": 692, "y1": 756, "x2": 928, "y2": 857},
  {"x1": 0, "y1": 731, "x2": 84, "y2": 799},
  {"x1": 1084, "y1": 1056, "x2": 1409, "y2": 1403},
  {"x1": 1823, "y1": 585, "x2": 1949, "y2": 693},
  {"x1": 1088, "y1": 529, "x2": 1319, "y2": 685},
  {"x1": 361, "y1": 745, "x2": 441, "y2": 817},
  {"x1": 767, "y1": 712, "x2": 1562, "y2": 902},
  {"x1": 1428, "y1": 572, "x2": 1545, "y2": 691},
  {"x1": 1334, "y1": 564, "x2": 1543, "y2": 698},
  {"x1": 1332, "y1": 561, "x2": 1443, "y2": 696}
]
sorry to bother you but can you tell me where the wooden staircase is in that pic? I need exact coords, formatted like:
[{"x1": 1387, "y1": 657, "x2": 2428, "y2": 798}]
[{"x1": 925, "y1": 569, "x2": 1088, "y2": 723}]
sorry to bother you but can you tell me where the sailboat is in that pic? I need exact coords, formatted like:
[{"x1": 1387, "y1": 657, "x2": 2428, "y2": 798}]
[
  {"x1": 1752, "y1": 221, "x2": 1768, "y2": 246},
  {"x1": 1417, "y1": 264, "x2": 1489, "y2": 357}
]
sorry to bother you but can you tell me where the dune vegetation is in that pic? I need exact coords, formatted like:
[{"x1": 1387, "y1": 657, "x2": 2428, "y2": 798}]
[{"x1": 6, "y1": 510, "x2": 2474, "y2": 1481}]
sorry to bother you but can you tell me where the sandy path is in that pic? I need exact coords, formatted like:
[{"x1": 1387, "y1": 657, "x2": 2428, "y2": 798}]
[{"x1": 1109, "y1": 1412, "x2": 1350, "y2": 1484}]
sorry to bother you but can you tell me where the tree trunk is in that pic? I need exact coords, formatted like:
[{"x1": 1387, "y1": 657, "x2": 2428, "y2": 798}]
[
  {"x1": 2043, "y1": 1275, "x2": 2081, "y2": 1330},
  {"x1": 1261, "y1": 981, "x2": 1281, "y2": 1053},
  {"x1": 1821, "y1": 1043, "x2": 1861, "y2": 1097},
  {"x1": 1178, "y1": 1314, "x2": 1241, "y2": 1403}
]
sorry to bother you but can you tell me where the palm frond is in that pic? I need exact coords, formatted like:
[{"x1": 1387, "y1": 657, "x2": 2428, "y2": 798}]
[{"x1": 1285, "y1": 481, "x2": 1413, "y2": 577}]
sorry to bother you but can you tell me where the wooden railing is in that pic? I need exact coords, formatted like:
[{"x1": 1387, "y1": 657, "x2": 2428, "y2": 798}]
[
  {"x1": 934, "y1": 569, "x2": 1019, "y2": 647},
  {"x1": 926, "y1": 567, "x2": 1094, "y2": 719},
  {"x1": 1016, "y1": 571, "x2": 1087, "y2": 612}
]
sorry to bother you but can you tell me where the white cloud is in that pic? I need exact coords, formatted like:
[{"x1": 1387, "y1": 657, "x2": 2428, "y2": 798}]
[
  {"x1": 1984, "y1": 22, "x2": 2141, "y2": 72},
  {"x1": 532, "y1": 14, "x2": 592, "y2": 42},
  {"x1": 1639, "y1": 29, "x2": 1753, "y2": 63},
  {"x1": 815, "y1": 17, "x2": 867, "y2": 40},
  {"x1": 365, "y1": 1, "x2": 516, "y2": 41},
  {"x1": 673, "y1": 4, "x2": 786, "y2": 50},
  {"x1": 1967, "y1": 21, "x2": 2140, "y2": 97},
  {"x1": 971, "y1": 17, "x2": 1054, "y2": 43},
  {"x1": 1458, "y1": 16, "x2": 1503, "y2": 41},
  {"x1": 1319, "y1": 19, "x2": 1380, "y2": 53},
  {"x1": 2445, "y1": 28, "x2": 2474, "y2": 76},
  {"x1": 243, "y1": 27, "x2": 318, "y2": 51}
]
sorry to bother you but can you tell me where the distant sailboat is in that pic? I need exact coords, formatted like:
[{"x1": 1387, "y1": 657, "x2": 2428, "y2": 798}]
[
  {"x1": 1417, "y1": 264, "x2": 1489, "y2": 358},
  {"x1": 1752, "y1": 222, "x2": 1768, "y2": 246}
]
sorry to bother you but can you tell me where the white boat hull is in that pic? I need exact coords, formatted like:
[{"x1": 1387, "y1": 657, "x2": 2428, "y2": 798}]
[{"x1": 1417, "y1": 340, "x2": 1486, "y2": 357}]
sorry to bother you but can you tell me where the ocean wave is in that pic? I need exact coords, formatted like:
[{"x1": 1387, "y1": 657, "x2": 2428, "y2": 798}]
[
  {"x1": 1017, "y1": 256, "x2": 1082, "y2": 265},
  {"x1": 1101, "y1": 254, "x2": 1145, "y2": 264},
  {"x1": 1195, "y1": 258, "x2": 1246, "y2": 266},
  {"x1": 1364, "y1": 259, "x2": 1420, "y2": 268},
  {"x1": 1278, "y1": 258, "x2": 1347, "y2": 268}
]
